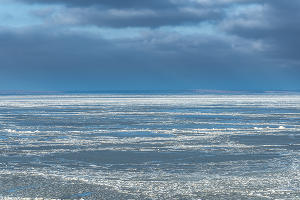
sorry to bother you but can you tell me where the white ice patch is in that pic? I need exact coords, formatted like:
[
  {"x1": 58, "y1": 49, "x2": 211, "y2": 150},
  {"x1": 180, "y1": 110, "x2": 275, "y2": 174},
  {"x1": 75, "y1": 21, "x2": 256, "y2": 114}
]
[
  {"x1": 278, "y1": 126, "x2": 285, "y2": 129},
  {"x1": 3, "y1": 129, "x2": 40, "y2": 134}
]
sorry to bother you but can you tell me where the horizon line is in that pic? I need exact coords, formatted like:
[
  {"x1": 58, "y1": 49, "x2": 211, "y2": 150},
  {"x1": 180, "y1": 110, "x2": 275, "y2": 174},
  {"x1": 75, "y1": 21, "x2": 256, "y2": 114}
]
[{"x1": 1, "y1": 89, "x2": 300, "y2": 95}]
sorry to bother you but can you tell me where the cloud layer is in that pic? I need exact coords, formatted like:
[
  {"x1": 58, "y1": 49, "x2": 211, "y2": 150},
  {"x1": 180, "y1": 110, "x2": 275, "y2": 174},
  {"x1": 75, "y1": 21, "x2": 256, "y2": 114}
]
[{"x1": 0, "y1": 0, "x2": 299, "y2": 90}]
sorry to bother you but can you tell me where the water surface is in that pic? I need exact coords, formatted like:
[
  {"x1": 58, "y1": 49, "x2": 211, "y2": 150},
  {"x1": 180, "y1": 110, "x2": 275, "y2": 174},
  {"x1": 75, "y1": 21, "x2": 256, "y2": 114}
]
[{"x1": 0, "y1": 94, "x2": 299, "y2": 199}]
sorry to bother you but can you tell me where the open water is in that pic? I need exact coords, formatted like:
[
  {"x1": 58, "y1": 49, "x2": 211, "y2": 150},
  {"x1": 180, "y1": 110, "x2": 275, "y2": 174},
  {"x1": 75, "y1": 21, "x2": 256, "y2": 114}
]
[{"x1": 0, "y1": 94, "x2": 299, "y2": 199}]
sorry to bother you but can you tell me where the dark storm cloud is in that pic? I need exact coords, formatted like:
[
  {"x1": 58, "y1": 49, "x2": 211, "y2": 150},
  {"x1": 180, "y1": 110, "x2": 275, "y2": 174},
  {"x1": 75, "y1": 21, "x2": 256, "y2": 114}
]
[
  {"x1": 18, "y1": 0, "x2": 260, "y2": 9},
  {"x1": 221, "y1": 0, "x2": 300, "y2": 63},
  {"x1": 1, "y1": 25, "x2": 298, "y2": 91},
  {"x1": 1, "y1": 0, "x2": 299, "y2": 90},
  {"x1": 20, "y1": 0, "x2": 174, "y2": 9}
]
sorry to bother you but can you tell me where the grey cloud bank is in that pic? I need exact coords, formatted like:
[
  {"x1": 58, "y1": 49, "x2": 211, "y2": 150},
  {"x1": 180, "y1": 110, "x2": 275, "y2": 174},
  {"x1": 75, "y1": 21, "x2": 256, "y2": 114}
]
[{"x1": 0, "y1": 0, "x2": 299, "y2": 91}]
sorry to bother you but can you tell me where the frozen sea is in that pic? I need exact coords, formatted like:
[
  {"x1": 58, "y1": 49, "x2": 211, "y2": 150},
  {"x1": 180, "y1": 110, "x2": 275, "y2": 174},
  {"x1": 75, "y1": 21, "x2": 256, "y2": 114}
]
[{"x1": 0, "y1": 94, "x2": 299, "y2": 199}]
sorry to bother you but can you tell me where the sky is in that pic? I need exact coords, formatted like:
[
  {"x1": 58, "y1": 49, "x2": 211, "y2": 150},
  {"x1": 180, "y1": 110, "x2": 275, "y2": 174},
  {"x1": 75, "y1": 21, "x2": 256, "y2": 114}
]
[{"x1": 0, "y1": 0, "x2": 299, "y2": 91}]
